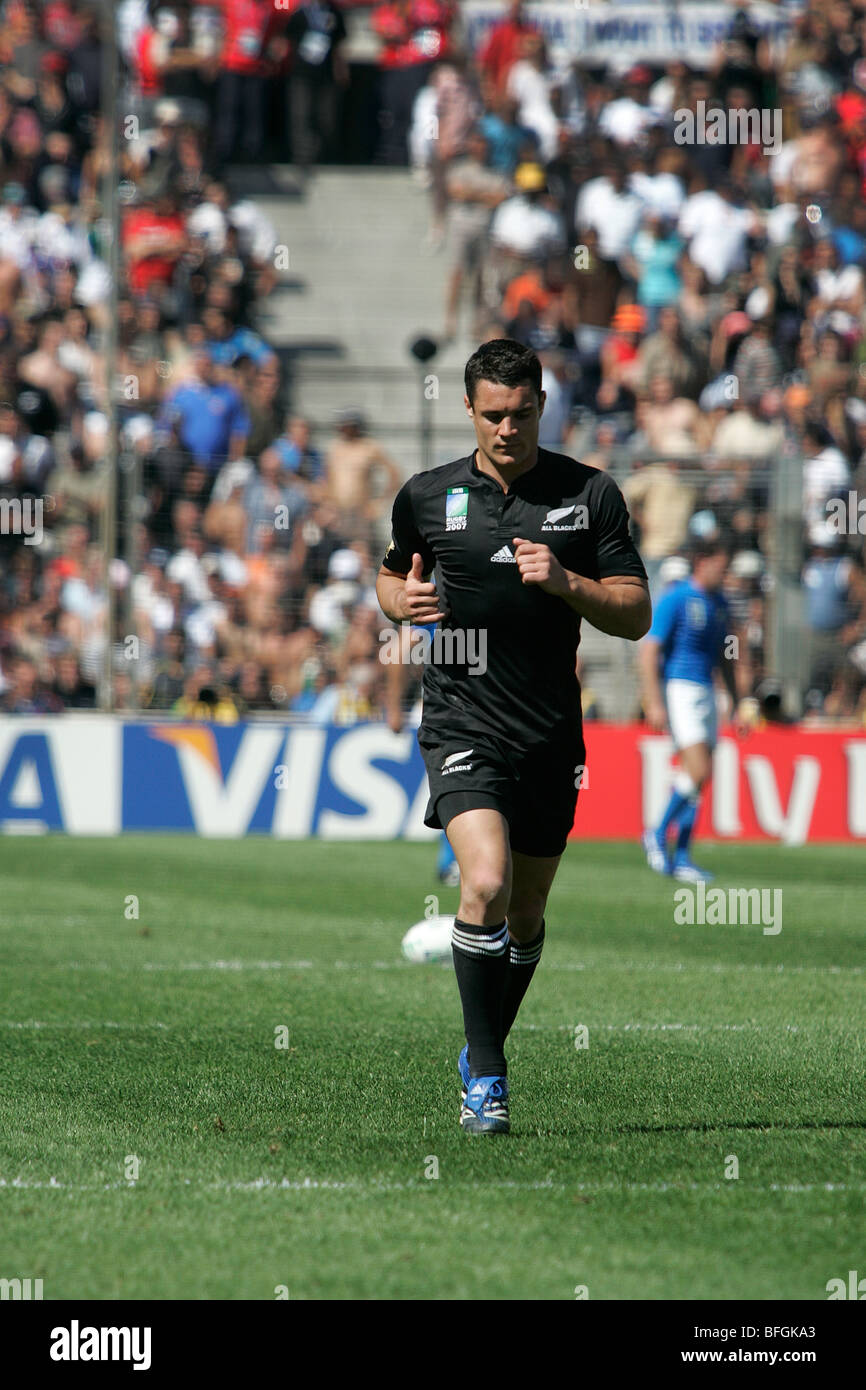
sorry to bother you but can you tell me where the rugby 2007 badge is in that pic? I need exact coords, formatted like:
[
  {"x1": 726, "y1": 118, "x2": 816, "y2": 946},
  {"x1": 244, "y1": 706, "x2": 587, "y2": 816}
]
[{"x1": 446, "y1": 486, "x2": 468, "y2": 532}]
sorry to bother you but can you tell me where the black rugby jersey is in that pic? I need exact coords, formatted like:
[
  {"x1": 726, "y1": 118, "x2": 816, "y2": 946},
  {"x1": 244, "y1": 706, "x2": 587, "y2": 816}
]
[{"x1": 381, "y1": 447, "x2": 647, "y2": 750}]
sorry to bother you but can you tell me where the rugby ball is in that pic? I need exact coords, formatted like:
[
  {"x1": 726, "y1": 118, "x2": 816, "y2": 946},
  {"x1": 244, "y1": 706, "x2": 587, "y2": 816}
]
[{"x1": 401, "y1": 913, "x2": 455, "y2": 964}]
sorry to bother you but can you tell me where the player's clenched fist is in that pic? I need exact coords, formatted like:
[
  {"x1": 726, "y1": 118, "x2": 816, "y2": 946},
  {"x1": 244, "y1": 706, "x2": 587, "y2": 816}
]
[
  {"x1": 512, "y1": 538, "x2": 569, "y2": 596},
  {"x1": 401, "y1": 553, "x2": 449, "y2": 623}
]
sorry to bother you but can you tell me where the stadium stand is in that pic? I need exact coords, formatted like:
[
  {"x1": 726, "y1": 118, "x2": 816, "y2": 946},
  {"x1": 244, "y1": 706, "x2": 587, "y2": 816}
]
[{"x1": 1, "y1": 0, "x2": 865, "y2": 725}]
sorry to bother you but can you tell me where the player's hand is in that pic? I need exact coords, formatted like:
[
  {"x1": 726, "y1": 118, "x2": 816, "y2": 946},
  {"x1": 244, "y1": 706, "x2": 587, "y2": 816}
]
[
  {"x1": 512, "y1": 538, "x2": 568, "y2": 596},
  {"x1": 731, "y1": 703, "x2": 752, "y2": 738},
  {"x1": 402, "y1": 553, "x2": 449, "y2": 623},
  {"x1": 385, "y1": 703, "x2": 404, "y2": 734},
  {"x1": 646, "y1": 699, "x2": 668, "y2": 733}
]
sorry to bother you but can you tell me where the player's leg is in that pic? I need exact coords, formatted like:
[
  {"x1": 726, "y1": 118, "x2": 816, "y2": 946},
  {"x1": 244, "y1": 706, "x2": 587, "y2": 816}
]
[
  {"x1": 501, "y1": 849, "x2": 562, "y2": 1043},
  {"x1": 646, "y1": 680, "x2": 713, "y2": 875},
  {"x1": 446, "y1": 806, "x2": 512, "y2": 1068},
  {"x1": 670, "y1": 739, "x2": 714, "y2": 881},
  {"x1": 497, "y1": 736, "x2": 580, "y2": 1044},
  {"x1": 646, "y1": 762, "x2": 698, "y2": 872},
  {"x1": 445, "y1": 805, "x2": 513, "y2": 1133}
]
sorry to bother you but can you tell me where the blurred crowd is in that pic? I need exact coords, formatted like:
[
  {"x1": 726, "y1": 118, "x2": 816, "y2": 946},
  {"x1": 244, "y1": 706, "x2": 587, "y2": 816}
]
[
  {"x1": 1, "y1": 0, "x2": 865, "y2": 725},
  {"x1": 408, "y1": 0, "x2": 866, "y2": 723},
  {"x1": 0, "y1": 0, "x2": 406, "y2": 720}
]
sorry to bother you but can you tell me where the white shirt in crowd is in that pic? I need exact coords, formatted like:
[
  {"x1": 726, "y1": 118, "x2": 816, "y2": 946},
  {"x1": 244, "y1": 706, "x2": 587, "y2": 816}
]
[
  {"x1": 815, "y1": 264, "x2": 864, "y2": 307},
  {"x1": 575, "y1": 176, "x2": 642, "y2": 261},
  {"x1": 598, "y1": 96, "x2": 658, "y2": 146},
  {"x1": 628, "y1": 170, "x2": 686, "y2": 221},
  {"x1": 678, "y1": 190, "x2": 754, "y2": 284},
  {"x1": 489, "y1": 195, "x2": 565, "y2": 258},
  {"x1": 507, "y1": 60, "x2": 562, "y2": 162},
  {"x1": 803, "y1": 446, "x2": 850, "y2": 543}
]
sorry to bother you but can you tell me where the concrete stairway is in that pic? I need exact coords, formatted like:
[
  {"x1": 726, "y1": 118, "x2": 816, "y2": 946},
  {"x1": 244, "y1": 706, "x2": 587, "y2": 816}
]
[{"x1": 247, "y1": 165, "x2": 473, "y2": 474}]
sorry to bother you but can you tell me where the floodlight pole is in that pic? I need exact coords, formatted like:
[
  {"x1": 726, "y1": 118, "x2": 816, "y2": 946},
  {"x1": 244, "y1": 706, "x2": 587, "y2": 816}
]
[
  {"x1": 420, "y1": 372, "x2": 432, "y2": 473},
  {"x1": 409, "y1": 336, "x2": 438, "y2": 473}
]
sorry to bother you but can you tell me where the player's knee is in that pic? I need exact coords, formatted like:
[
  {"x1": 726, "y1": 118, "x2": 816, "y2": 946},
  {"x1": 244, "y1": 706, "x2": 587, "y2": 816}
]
[
  {"x1": 693, "y1": 757, "x2": 712, "y2": 788},
  {"x1": 460, "y1": 865, "x2": 509, "y2": 919}
]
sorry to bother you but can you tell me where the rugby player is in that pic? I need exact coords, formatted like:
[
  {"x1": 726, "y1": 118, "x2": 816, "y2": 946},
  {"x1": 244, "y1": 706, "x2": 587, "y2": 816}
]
[
  {"x1": 376, "y1": 339, "x2": 650, "y2": 1134},
  {"x1": 640, "y1": 539, "x2": 744, "y2": 882}
]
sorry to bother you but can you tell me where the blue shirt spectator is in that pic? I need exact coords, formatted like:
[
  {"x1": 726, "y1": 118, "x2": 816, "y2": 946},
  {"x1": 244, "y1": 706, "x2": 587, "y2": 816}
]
[
  {"x1": 273, "y1": 415, "x2": 324, "y2": 485},
  {"x1": 478, "y1": 111, "x2": 538, "y2": 176},
  {"x1": 158, "y1": 351, "x2": 249, "y2": 470},
  {"x1": 803, "y1": 551, "x2": 852, "y2": 631},
  {"x1": 208, "y1": 325, "x2": 274, "y2": 367},
  {"x1": 628, "y1": 214, "x2": 683, "y2": 310}
]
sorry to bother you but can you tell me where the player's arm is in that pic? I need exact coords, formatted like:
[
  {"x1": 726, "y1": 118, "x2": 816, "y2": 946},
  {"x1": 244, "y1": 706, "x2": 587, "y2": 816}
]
[
  {"x1": 570, "y1": 572, "x2": 651, "y2": 639},
  {"x1": 716, "y1": 641, "x2": 739, "y2": 710},
  {"x1": 512, "y1": 540, "x2": 651, "y2": 639},
  {"x1": 639, "y1": 636, "x2": 668, "y2": 732},
  {"x1": 714, "y1": 617, "x2": 750, "y2": 733},
  {"x1": 383, "y1": 626, "x2": 412, "y2": 732},
  {"x1": 376, "y1": 480, "x2": 446, "y2": 623},
  {"x1": 638, "y1": 586, "x2": 678, "y2": 730}
]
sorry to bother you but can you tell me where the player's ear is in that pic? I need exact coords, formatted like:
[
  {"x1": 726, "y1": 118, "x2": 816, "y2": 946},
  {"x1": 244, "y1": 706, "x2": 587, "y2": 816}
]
[
  {"x1": 463, "y1": 394, "x2": 474, "y2": 416},
  {"x1": 537, "y1": 390, "x2": 546, "y2": 416}
]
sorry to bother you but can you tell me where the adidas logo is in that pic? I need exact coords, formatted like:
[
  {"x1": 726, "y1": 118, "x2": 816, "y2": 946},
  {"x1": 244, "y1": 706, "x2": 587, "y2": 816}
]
[{"x1": 490, "y1": 545, "x2": 516, "y2": 563}]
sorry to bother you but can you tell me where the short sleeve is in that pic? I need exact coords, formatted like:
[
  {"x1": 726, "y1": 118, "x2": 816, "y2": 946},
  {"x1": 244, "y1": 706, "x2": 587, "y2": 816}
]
[
  {"x1": 381, "y1": 479, "x2": 435, "y2": 576},
  {"x1": 648, "y1": 587, "x2": 679, "y2": 648},
  {"x1": 591, "y1": 473, "x2": 648, "y2": 581}
]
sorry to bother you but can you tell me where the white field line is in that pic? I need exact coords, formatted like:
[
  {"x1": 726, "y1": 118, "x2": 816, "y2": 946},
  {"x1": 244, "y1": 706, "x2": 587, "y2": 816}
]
[
  {"x1": 0, "y1": 1176, "x2": 863, "y2": 1195},
  {"x1": 0, "y1": 1020, "x2": 810, "y2": 1033},
  {"x1": 0, "y1": 1020, "x2": 168, "y2": 1030},
  {"x1": 46, "y1": 959, "x2": 865, "y2": 976}
]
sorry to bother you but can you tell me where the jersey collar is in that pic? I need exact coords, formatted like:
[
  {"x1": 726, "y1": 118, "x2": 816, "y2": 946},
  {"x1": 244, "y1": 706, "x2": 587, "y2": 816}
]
[{"x1": 468, "y1": 447, "x2": 545, "y2": 494}]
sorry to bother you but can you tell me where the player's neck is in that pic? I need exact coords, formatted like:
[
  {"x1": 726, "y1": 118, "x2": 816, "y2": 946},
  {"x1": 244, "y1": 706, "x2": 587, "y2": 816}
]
[{"x1": 473, "y1": 447, "x2": 538, "y2": 494}]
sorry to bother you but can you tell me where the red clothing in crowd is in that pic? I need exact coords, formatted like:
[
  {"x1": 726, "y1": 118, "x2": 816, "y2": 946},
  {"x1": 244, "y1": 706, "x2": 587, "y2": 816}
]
[
  {"x1": 477, "y1": 13, "x2": 536, "y2": 93},
  {"x1": 220, "y1": 0, "x2": 282, "y2": 76},
  {"x1": 122, "y1": 208, "x2": 186, "y2": 296},
  {"x1": 134, "y1": 27, "x2": 164, "y2": 98},
  {"x1": 371, "y1": 1, "x2": 455, "y2": 70}
]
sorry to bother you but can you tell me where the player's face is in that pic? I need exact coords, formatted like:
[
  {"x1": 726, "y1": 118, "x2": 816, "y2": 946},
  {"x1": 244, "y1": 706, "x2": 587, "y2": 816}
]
[
  {"x1": 465, "y1": 379, "x2": 545, "y2": 471},
  {"x1": 696, "y1": 552, "x2": 729, "y2": 590}
]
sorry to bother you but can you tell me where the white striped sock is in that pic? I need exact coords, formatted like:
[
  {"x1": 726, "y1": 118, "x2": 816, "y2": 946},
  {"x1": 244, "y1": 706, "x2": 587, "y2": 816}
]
[{"x1": 451, "y1": 920, "x2": 509, "y2": 959}]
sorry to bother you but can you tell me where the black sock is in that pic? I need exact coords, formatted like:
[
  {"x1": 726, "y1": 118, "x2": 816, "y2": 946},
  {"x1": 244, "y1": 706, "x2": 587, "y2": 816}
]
[
  {"x1": 500, "y1": 921, "x2": 545, "y2": 1044},
  {"x1": 451, "y1": 918, "x2": 509, "y2": 1077}
]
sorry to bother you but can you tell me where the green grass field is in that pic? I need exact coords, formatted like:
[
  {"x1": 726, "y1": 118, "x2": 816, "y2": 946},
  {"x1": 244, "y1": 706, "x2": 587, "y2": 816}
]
[{"x1": 0, "y1": 836, "x2": 863, "y2": 1300}]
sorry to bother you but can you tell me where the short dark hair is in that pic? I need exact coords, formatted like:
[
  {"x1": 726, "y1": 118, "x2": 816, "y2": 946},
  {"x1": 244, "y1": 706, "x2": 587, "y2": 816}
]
[
  {"x1": 464, "y1": 339, "x2": 543, "y2": 407},
  {"x1": 690, "y1": 538, "x2": 728, "y2": 565},
  {"x1": 802, "y1": 419, "x2": 831, "y2": 449}
]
